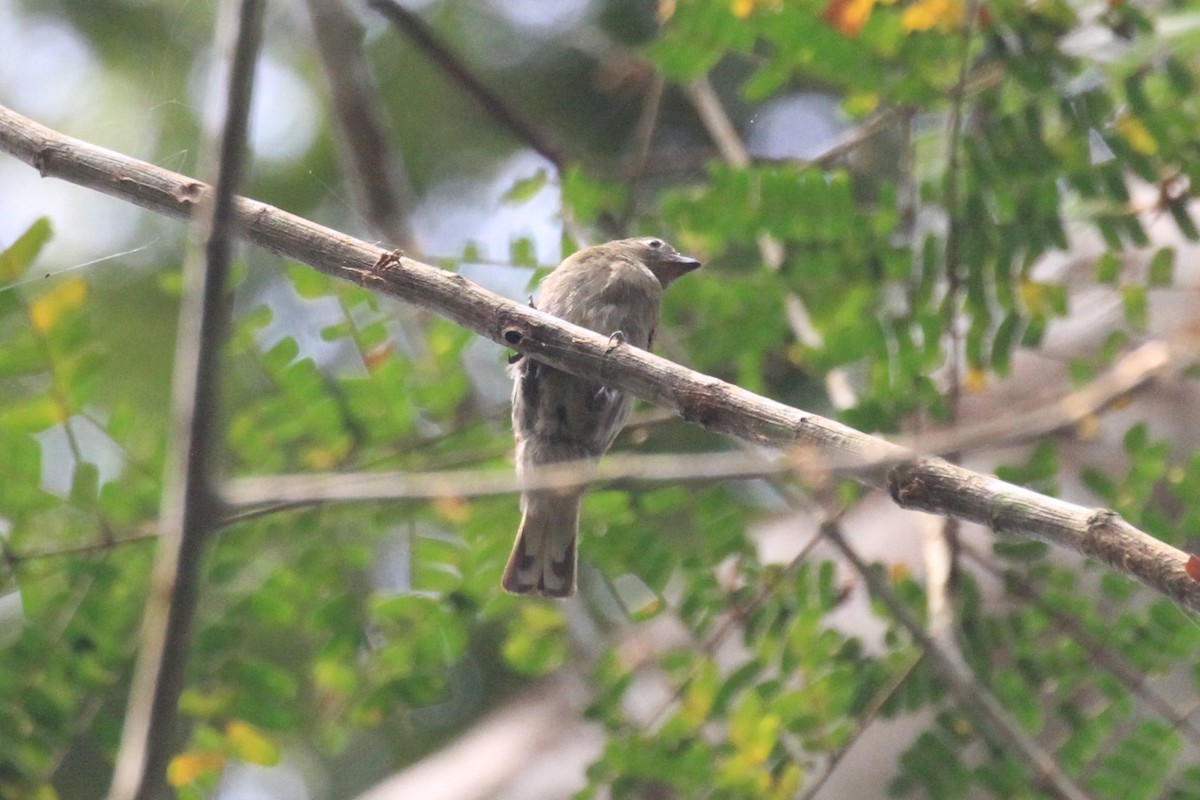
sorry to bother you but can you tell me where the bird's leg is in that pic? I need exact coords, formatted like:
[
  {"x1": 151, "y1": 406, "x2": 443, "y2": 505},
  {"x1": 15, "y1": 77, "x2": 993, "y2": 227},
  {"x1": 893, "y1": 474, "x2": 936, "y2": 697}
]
[{"x1": 591, "y1": 331, "x2": 628, "y2": 410}]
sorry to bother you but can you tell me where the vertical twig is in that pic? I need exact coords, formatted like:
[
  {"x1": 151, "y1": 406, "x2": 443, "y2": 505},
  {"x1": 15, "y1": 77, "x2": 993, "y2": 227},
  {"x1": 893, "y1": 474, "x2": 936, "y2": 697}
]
[
  {"x1": 617, "y1": 72, "x2": 666, "y2": 232},
  {"x1": 304, "y1": 0, "x2": 418, "y2": 252},
  {"x1": 926, "y1": 0, "x2": 983, "y2": 639},
  {"x1": 107, "y1": 1, "x2": 264, "y2": 798},
  {"x1": 683, "y1": 75, "x2": 858, "y2": 409},
  {"x1": 940, "y1": 3, "x2": 980, "y2": 424}
]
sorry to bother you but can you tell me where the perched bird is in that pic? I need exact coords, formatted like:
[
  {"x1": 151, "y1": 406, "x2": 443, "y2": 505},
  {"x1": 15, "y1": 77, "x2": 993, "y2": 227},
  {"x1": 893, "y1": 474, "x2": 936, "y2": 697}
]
[{"x1": 503, "y1": 237, "x2": 701, "y2": 597}]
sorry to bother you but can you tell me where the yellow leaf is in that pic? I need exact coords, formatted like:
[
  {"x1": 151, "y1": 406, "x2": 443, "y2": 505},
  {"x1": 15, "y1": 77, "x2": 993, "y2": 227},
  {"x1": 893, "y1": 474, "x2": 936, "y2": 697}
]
[
  {"x1": 902, "y1": 0, "x2": 964, "y2": 31},
  {"x1": 733, "y1": 0, "x2": 782, "y2": 17},
  {"x1": 178, "y1": 688, "x2": 234, "y2": 718},
  {"x1": 964, "y1": 366, "x2": 988, "y2": 393},
  {"x1": 167, "y1": 751, "x2": 225, "y2": 787},
  {"x1": 680, "y1": 660, "x2": 718, "y2": 725},
  {"x1": 1075, "y1": 415, "x2": 1101, "y2": 441},
  {"x1": 1017, "y1": 280, "x2": 1046, "y2": 314},
  {"x1": 1115, "y1": 114, "x2": 1158, "y2": 155},
  {"x1": 822, "y1": 0, "x2": 877, "y2": 36},
  {"x1": 773, "y1": 763, "x2": 804, "y2": 799},
  {"x1": 844, "y1": 91, "x2": 881, "y2": 116},
  {"x1": 29, "y1": 277, "x2": 87, "y2": 333},
  {"x1": 32, "y1": 784, "x2": 60, "y2": 800},
  {"x1": 225, "y1": 720, "x2": 281, "y2": 766},
  {"x1": 657, "y1": 0, "x2": 676, "y2": 23},
  {"x1": 433, "y1": 495, "x2": 472, "y2": 524},
  {"x1": 314, "y1": 658, "x2": 356, "y2": 694}
]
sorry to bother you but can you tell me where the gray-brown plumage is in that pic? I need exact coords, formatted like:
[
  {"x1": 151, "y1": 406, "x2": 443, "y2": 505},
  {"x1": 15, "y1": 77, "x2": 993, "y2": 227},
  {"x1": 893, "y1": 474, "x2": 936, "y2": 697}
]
[{"x1": 503, "y1": 237, "x2": 701, "y2": 597}]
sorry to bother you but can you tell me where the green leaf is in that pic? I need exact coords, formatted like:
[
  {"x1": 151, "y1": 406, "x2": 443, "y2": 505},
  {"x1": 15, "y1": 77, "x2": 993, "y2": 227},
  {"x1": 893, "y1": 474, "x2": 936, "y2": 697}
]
[
  {"x1": 69, "y1": 461, "x2": 100, "y2": 506},
  {"x1": 1095, "y1": 251, "x2": 1121, "y2": 284},
  {"x1": 509, "y1": 237, "x2": 537, "y2": 268},
  {"x1": 0, "y1": 217, "x2": 53, "y2": 281},
  {"x1": 501, "y1": 169, "x2": 548, "y2": 204},
  {"x1": 1148, "y1": 248, "x2": 1174, "y2": 286},
  {"x1": 287, "y1": 263, "x2": 334, "y2": 299},
  {"x1": 1122, "y1": 285, "x2": 1148, "y2": 330}
]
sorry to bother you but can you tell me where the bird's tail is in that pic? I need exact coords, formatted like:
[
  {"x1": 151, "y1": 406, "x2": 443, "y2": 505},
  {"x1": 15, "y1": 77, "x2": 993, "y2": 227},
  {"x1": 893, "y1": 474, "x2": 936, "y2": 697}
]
[{"x1": 502, "y1": 492, "x2": 582, "y2": 597}]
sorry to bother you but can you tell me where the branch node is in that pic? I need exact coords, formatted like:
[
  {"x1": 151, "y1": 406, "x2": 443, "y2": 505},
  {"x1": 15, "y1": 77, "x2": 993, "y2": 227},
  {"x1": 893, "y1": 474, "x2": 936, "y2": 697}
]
[
  {"x1": 1085, "y1": 508, "x2": 1120, "y2": 538},
  {"x1": 888, "y1": 461, "x2": 924, "y2": 506},
  {"x1": 174, "y1": 181, "x2": 206, "y2": 204},
  {"x1": 372, "y1": 248, "x2": 404, "y2": 273}
]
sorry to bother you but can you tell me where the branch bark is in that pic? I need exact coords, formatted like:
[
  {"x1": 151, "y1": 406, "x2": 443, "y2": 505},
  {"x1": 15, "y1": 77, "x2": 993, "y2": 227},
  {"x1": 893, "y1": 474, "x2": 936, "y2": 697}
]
[
  {"x1": 305, "y1": 0, "x2": 417, "y2": 251},
  {"x1": 366, "y1": 0, "x2": 569, "y2": 171},
  {"x1": 824, "y1": 523, "x2": 1094, "y2": 800},
  {"x1": 107, "y1": 1, "x2": 263, "y2": 797},
  {"x1": 2, "y1": 103, "x2": 1199, "y2": 615}
]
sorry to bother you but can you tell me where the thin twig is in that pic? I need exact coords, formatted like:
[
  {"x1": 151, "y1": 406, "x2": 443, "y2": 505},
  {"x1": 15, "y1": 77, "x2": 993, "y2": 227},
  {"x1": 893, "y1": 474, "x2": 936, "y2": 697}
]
[
  {"x1": 366, "y1": 0, "x2": 568, "y2": 171},
  {"x1": 683, "y1": 75, "x2": 858, "y2": 409},
  {"x1": 940, "y1": 0, "x2": 981, "y2": 425},
  {"x1": 895, "y1": 338, "x2": 1191, "y2": 456},
  {"x1": 11, "y1": 529, "x2": 157, "y2": 563},
  {"x1": 961, "y1": 542, "x2": 1200, "y2": 748},
  {"x1": 925, "y1": 0, "x2": 984, "y2": 644},
  {"x1": 108, "y1": 2, "x2": 264, "y2": 798},
  {"x1": 305, "y1": 0, "x2": 417, "y2": 252},
  {"x1": 617, "y1": 72, "x2": 667, "y2": 231},
  {"x1": 796, "y1": 652, "x2": 925, "y2": 800},
  {"x1": 823, "y1": 522, "x2": 1095, "y2": 800}
]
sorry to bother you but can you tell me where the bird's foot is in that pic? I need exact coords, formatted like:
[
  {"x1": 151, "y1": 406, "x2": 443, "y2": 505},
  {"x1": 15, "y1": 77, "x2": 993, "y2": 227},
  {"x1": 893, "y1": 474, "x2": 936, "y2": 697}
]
[{"x1": 605, "y1": 330, "x2": 627, "y2": 354}]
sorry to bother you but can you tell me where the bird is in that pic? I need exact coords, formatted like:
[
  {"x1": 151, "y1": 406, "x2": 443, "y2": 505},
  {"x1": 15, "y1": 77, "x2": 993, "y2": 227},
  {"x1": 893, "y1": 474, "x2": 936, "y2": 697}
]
[{"x1": 503, "y1": 237, "x2": 701, "y2": 597}]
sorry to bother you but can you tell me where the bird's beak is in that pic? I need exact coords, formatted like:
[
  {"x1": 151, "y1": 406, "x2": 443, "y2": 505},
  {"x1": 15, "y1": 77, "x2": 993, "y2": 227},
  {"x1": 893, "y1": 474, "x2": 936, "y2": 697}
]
[{"x1": 658, "y1": 253, "x2": 701, "y2": 286}]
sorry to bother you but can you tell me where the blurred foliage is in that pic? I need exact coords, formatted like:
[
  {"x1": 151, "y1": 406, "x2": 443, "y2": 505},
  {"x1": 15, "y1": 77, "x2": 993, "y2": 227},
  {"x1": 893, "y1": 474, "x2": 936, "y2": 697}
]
[{"x1": 4, "y1": 0, "x2": 1200, "y2": 799}]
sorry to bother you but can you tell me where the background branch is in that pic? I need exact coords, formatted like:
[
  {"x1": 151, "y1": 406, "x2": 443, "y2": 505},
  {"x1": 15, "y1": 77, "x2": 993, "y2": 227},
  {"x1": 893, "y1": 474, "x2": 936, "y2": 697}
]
[
  {"x1": 106, "y1": 2, "x2": 263, "y2": 797},
  {"x1": 365, "y1": 0, "x2": 569, "y2": 171},
  {"x1": 2, "y1": 103, "x2": 1199, "y2": 617},
  {"x1": 305, "y1": 0, "x2": 417, "y2": 251},
  {"x1": 824, "y1": 522, "x2": 1094, "y2": 800}
]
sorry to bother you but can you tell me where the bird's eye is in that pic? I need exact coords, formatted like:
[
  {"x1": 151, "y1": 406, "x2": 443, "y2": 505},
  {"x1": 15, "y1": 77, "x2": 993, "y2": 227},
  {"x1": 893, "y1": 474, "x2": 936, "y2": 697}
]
[{"x1": 648, "y1": 239, "x2": 662, "y2": 249}]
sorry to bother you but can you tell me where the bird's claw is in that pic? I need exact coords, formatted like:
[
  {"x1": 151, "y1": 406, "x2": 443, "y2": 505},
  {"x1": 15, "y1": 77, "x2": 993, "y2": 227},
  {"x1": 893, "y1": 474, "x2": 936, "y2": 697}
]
[{"x1": 605, "y1": 330, "x2": 627, "y2": 354}]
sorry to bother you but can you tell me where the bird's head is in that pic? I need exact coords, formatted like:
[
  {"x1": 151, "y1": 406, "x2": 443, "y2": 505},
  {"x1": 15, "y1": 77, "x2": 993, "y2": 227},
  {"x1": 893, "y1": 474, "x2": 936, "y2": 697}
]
[{"x1": 615, "y1": 237, "x2": 701, "y2": 287}]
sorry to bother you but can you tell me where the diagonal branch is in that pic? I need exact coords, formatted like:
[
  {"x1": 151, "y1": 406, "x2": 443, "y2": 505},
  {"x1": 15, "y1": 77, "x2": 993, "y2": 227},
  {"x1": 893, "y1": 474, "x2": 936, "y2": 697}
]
[
  {"x1": 824, "y1": 522, "x2": 1095, "y2": 800},
  {"x1": 683, "y1": 74, "x2": 859, "y2": 409},
  {"x1": 2, "y1": 103, "x2": 1199, "y2": 616},
  {"x1": 305, "y1": 0, "x2": 417, "y2": 251},
  {"x1": 366, "y1": 0, "x2": 569, "y2": 171},
  {"x1": 106, "y1": 1, "x2": 264, "y2": 798}
]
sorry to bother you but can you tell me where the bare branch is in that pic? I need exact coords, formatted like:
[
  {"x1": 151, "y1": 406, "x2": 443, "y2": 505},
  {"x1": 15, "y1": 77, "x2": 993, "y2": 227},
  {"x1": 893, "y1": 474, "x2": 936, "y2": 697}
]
[
  {"x1": 107, "y1": 2, "x2": 264, "y2": 798},
  {"x1": 683, "y1": 75, "x2": 859, "y2": 409},
  {"x1": 305, "y1": 0, "x2": 417, "y2": 251},
  {"x1": 961, "y1": 543, "x2": 1200, "y2": 749},
  {"x1": 222, "y1": 449, "x2": 787, "y2": 508},
  {"x1": 896, "y1": 339, "x2": 1191, "y2": 455},
  {"x1": 365, "y1": 0, "x2": 569, "y2": 171},
  {"x1": 797, "y1": 652, "x2": 925, "y2": 800},
  {"x1": 2, "y1": 104, "x2": 1200, "y2": 615},
  {"x1": 824, "y1": 522, "x2": 1095, "y2": 800}
]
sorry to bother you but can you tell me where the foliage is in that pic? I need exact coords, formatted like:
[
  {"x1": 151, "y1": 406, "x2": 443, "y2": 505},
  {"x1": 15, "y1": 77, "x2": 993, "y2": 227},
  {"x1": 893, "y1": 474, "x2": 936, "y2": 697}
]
[{"x1": 4, "y1": 0, "x2": 1200, "y2": 798}]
